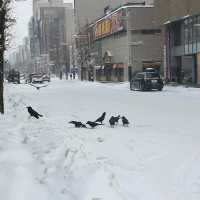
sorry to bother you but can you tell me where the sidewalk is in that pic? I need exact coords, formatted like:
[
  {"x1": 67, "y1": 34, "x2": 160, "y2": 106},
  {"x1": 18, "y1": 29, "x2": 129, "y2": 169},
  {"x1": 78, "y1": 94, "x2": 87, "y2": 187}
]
[{"x1": 166, "y1": 82, "x2": 200, "y2": 88}]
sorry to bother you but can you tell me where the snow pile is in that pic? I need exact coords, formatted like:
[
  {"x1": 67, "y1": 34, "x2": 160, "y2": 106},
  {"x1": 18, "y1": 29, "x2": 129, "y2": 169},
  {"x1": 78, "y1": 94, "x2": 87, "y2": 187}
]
[{"x1": 0, "y1": 79, "x2": 200, "y2": 200}]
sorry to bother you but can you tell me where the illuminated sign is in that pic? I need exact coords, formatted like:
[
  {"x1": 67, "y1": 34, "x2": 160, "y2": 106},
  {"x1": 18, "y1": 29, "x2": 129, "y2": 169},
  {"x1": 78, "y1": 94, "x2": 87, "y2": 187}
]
[{"x1": 94, "y1": 9, "x2": 126, "y2": 40}]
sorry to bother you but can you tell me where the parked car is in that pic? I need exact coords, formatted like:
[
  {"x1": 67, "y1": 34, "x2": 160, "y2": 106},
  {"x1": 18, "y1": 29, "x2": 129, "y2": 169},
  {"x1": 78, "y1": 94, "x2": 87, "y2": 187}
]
[
  {"x1": 42, "y1": 74, "x2": 50, "y2": 82},
  {"x1": 31, "y1": 74, "x2": 43, "y2": 83},
  {"x1": 130, "y1": 71, "x2": 164, "y2": 91},
  {"x1": 7, "y1": 69, "x2": 20, "y2": 84}
]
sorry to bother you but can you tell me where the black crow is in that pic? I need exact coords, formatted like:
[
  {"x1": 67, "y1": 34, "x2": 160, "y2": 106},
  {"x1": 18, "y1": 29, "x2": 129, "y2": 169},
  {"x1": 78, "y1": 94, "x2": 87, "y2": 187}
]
[
  {"x1": 94, "y1": 112, "x2": 106, "y2": 124},
  {"x1": 86, "y1": 121, "x2": 101, "y2": 128},
  {"x1": 26, "y1": 106, "x2": 43, "y2": 119},
  {"x1": 69, "y1": 121, "x2": 87, "y2": 128},
  {"x1": 109, "y1": 116, "x2": 116, "y2": 128},
  {"x1": 121, "y1": 116, "x2": 130, "y2": 127},
  {"x1": 113, "y1": 115, "x2": 120, "y2": 124}
]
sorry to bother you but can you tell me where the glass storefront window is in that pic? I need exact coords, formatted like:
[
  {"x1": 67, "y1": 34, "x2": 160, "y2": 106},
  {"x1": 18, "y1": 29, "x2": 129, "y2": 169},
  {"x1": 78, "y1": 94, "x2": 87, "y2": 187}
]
[{"x1": 196, "y1": 16, "x2": 200, "y2": 42}]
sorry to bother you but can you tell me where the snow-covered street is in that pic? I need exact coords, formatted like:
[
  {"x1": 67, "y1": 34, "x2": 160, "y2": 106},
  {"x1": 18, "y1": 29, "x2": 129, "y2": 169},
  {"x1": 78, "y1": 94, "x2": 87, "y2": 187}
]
[{"x1": 1, "y1": 79, "x2": 200, "y2": 200}]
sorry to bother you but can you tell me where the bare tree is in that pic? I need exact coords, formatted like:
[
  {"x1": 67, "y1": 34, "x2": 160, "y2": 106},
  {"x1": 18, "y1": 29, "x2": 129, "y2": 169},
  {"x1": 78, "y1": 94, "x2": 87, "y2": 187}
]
[{"x1": 0, "y1": 0, "x2": 15, "y2": 114}]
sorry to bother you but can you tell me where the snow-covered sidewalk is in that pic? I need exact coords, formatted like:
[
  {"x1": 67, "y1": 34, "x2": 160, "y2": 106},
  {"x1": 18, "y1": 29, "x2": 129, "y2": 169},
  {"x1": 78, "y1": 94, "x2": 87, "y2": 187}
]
[{"x1": 1, "y1": 79, "x2": 200, "y2": 200}]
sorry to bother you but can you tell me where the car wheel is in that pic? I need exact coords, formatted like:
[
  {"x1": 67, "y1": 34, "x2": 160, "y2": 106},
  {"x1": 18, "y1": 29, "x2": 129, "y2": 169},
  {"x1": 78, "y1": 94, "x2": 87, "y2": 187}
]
[
  {"x1": 158, "y1": 87, "x2": 163, "y2": 91},
  {"x1": 140, "y1": 83, "x2": 145, "y2": 91}
]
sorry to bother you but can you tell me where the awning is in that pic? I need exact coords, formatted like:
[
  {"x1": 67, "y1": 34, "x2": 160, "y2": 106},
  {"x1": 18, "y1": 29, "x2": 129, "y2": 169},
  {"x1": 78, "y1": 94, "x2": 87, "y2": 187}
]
[{"x1": 163, "y1": 15, "x2": 190, "y2": 25}]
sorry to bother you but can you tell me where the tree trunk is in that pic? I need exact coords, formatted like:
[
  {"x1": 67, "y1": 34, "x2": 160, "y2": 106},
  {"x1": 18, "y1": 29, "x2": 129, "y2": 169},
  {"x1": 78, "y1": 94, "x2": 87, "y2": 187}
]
[
  {"x1": 0, "y1": 51, "x2": 4, "y2": 114},
  {"x1": 0, "y1": 0, "x2": 5, "y2": 114}
]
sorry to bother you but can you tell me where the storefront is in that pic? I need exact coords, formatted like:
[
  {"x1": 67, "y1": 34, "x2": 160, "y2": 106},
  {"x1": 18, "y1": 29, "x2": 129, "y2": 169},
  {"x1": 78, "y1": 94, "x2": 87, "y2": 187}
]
[
  {"x1": 165, "y1": 14, "x2": 200, "y2": 84},
  {"x1": 95, "y1": 64, "x2": 125, "y2": 82},
  {"x1": 95, "y1": 50, "x2": 126, "y2": 82}
]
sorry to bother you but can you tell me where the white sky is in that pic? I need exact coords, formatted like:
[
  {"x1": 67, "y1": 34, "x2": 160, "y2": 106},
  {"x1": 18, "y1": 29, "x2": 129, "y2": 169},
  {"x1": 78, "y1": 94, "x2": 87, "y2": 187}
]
[{"x1": 7, "y1": 0, "x2": 73, "y2": 57}]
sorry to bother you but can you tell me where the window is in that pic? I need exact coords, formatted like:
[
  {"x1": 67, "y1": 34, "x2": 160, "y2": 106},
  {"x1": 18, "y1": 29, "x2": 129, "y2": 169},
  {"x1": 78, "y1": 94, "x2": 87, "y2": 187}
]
[
  {"x1": 135, "y1": 73, "x2": 144, "y2": 79},
  {"x1": 146, "y1": 72, "x2": 160, "y2": 78},
  {"x1": 196, "y1": 16, "x2": 200, "y2": 42}
]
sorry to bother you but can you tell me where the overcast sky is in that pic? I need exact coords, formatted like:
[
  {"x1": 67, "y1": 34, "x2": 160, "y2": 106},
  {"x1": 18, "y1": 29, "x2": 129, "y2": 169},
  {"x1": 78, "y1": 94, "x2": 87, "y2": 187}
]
[{"x1": 7, "y1": 0, "x2": 73, "y2": 56}]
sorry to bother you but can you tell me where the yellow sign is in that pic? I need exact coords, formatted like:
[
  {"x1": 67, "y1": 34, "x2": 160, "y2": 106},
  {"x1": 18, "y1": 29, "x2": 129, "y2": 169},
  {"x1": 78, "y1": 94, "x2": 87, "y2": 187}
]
[
  {"x1": 95, "y1": 19, "x2": 111, "y2": 39},
  {"x1": 94, "y1": 9, "x2": 125, "y2": 40}
]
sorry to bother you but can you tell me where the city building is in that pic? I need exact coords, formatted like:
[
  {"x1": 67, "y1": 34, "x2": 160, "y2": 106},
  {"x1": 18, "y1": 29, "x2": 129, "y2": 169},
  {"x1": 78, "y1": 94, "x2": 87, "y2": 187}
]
[
  {"x1": 74, "y1": 0, "x2": 154, "y2": 28},
  {"x1": 28, "y1": 16, "x2": 41, "y2": 73},
  {"x1": 75, "y1": 2, "x2": 162, "y2": 82},
  {"x1": 8, "y1": 37, "x2": 31, "y2": 74},
  {"x1": 154, "y1": 0, "x2": 200, "y2": 84},
  {"x1": 32, "y1": 0, "x2": 74, "y2": 75}
]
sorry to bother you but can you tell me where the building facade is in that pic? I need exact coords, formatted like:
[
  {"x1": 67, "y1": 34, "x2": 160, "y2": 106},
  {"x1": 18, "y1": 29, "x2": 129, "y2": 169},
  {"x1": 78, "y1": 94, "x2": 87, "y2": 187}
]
[
  {"x1": 8, "y1": 37, "x2": 31, "y2": 74},
  {"x1": 74, "y1": 0, "x2": 154, "y2": 28},
  {"x1": 75, "y1": 2, "x2": 162, "y2": 82},
  {"x1": 154, "y1": 0, "x2": 200, "y2": 84},
  {"x1": 31, "y1": 0, "x2": 74, "y2": 75}
]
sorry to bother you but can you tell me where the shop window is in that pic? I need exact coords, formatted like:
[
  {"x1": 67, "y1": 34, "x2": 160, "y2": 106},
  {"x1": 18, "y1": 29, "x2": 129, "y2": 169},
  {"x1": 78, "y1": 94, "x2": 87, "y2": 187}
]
[
  {"x1": 113, "y1": 68, "x2": 118, "y2": 76},
  {"x1": 197, "y1": 16, "x2": 200, "y2": 42},
  {"x1": 119, "y1": 68, "x2": 124, "y2": 76},
  {"x1": 118, "y1": 68, "x2": 124, "y2": 81}
]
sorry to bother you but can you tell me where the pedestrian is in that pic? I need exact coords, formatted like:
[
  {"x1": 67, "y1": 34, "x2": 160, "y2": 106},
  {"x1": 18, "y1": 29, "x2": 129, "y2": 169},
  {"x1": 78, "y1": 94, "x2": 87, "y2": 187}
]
[
  {"x1": 70, "y1": 73, "x2": 72, "y2": 80},
  {"x1": 66, "y1": 72, "x2": 68, "y2": 80},
  {"x1": 73, "y1": 72, "x2": 75, "y2": 79},
  {"x1": 59, "y1": 71, "x2": 63, "y2": 80}
]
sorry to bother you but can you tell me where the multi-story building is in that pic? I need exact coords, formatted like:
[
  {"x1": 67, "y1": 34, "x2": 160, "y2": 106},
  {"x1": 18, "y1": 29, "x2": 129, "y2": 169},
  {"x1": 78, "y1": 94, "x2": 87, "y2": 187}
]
[
  {"x1": 75, "y1": 1, "x2": 162, "y2": 82},
  {"x1": 28, "y1": 16, "x2": 41, "y2": 73},
  {"x1": 29, "y1": 17, "x2": 40, "y2": 60},
  {"x1": 154, "y1": 0, "x2": 200, "y2": 84},
  {"x1": 75, "y1": 0, "x2": 154, "y2": 28},
  {"x1": 8, "y1": 37, "x2": 31, "y2": 74},
  {"x1": 32, "y1": 0, "x2": 74, "y2": 75}
]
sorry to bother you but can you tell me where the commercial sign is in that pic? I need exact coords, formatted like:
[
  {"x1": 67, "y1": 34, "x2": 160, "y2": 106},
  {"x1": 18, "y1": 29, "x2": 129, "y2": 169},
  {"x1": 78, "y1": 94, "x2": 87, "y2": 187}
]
[
  {"x1": 95, "y1": 19, "x2": 111, "y2": 38},
  {"x1": 94, "y1": 9, "x2": 126, "y2": 40}
]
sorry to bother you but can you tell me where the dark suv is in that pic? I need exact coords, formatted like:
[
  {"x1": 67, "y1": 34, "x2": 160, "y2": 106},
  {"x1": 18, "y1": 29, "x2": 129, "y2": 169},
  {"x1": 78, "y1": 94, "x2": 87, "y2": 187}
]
[{"x1": 130, "y1": 71, "x2": 164, "y2": 91}]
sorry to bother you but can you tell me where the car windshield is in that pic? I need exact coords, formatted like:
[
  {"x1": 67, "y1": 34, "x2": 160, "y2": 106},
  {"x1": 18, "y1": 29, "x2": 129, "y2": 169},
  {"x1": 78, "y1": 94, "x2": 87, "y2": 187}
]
[
  {"x1": 135, "y1": 73, "x2": 144, "y2": 79},
  {"x1": 146, "y1": 72, "x2": 160, "y2": 78}
]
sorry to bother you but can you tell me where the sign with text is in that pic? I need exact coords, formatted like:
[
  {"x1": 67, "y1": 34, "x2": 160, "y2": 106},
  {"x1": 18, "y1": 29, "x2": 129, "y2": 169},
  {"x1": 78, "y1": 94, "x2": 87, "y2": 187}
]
[{"x1": 94, "y1": 9, "x2": 126, "y2": 40}]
